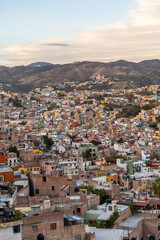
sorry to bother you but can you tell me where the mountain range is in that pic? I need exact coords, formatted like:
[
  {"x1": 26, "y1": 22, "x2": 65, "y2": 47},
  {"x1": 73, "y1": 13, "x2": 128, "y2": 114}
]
[{"x1": 0, "y1": 59, "x2": 160, "y2": 92}]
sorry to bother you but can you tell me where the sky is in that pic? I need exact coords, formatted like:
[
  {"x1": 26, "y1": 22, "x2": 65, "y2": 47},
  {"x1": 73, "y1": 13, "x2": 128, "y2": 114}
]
[{"x1": 0, "y1": 0, "x2": 160, "y2": 66}]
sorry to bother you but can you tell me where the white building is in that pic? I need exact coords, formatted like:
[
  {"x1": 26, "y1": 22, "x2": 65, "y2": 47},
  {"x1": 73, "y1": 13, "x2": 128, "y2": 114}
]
[
  {"x1": 86, "y1": 226, "x2": 123, "y2": 240},
  {"x1": 0, "y1": 220, "x2": 22, "y2": 240}
]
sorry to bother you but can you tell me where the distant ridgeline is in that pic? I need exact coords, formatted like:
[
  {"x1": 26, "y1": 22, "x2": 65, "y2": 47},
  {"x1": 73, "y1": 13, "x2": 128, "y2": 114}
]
[{"x1": 0, "y1": 59, "x2": 160, "y2": 92}]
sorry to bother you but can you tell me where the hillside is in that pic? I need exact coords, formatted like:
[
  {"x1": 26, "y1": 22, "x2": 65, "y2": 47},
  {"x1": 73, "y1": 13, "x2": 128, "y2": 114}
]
[{"x1": 0, "y1": 59, "x2": 160, "y2": 92}]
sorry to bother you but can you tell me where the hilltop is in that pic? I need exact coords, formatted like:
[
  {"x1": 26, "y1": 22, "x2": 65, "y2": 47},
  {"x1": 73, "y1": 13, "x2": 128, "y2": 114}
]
[{"x1": 0, "y1": 59, "x2": 160, "y2": 92}]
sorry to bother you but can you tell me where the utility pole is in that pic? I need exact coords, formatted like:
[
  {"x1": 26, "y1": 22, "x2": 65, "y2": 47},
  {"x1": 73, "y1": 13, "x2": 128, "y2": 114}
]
[{"x1": 128, "y1": 226, "x2": 130, "y2": 239}]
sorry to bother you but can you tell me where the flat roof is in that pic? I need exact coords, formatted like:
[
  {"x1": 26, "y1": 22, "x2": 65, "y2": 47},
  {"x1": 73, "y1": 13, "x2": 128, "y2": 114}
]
[
  {"x1": 86, "y1": 226, "x2": 123, "y2": 240},
  {"x1": 118, "y1": 216, "x2": 144, "y2": 229},
  {"x1": 0, "y1": 165, "x2": 13, "y2": 172}
]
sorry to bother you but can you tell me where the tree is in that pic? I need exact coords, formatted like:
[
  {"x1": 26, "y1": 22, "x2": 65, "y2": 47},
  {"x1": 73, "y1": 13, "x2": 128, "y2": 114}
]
[
  {"x1": 85, "y1": 149, "x2": 92, "y2": 160},
  {"x1": 156, "y1": 115, "x2": 160, "y2": 123},
  {"x1": 20, "y1": 121, "x2": 27, "y2": 125},
  {"x1": 9, "y1": 97, "x2": 22, "y2": 107},
  {"x1": 92, "y1": 189, "x2": 111, "y2": 204},
  {"x1": 79, "y1": 185, "x2": 111, "y2": 204},
  {"x1": 149, "y1": 122, "x2": 157, "y2": 128},
  {"x1": 67, "y1": 134, "x2": 76, "y2": 142},
  {"x1": 117, "y1": 104, "x2": 141, "y2": 118},
  {"x1": 152, "y1": 178, "x2": 160, "y2": 198},
  {"x1": 8, "y1": 145, "x2": 19, "y2": 156},
  {"x1": 153, "y1": 152, "x2": 160, "y2": 160},
  {"x1": 47, "y1": 103, "x2": 58, "y2": 111},
  {"x1": 91, "y1": 140, "x2": 100, "y2": 146},
  {"x1": 142, "y1": 104, "x2": 152, "y2": 110},
  {"x1": 117, "y1": 138, "x2": 123, "y2": 144},
  {"x1": 89, "y1": 211, "x2": 119, "y2": 229},
  {"x1": 43, "y1": 136, "x2": 54, "y2": 150},
  {"x1": 118, "y1": 202, "x2": 138, "y2": 214}
]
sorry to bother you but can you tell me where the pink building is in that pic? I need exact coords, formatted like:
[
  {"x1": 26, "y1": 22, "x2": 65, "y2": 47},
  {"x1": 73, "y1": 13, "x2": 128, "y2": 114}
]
[{"x1": 40, "y1": 160, "x2": 56, "y2": 175}]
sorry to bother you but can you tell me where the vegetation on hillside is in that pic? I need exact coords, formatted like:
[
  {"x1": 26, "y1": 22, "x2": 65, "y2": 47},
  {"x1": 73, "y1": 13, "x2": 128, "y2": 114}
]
[{"x1": 79, "y1": 185, "x2": 111, "y2": 204}]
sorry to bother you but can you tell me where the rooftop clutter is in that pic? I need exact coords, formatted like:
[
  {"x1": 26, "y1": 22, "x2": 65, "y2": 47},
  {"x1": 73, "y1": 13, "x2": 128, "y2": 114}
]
[{"x1": 0, "y1": 85, "x2": 160, "y2": 239}]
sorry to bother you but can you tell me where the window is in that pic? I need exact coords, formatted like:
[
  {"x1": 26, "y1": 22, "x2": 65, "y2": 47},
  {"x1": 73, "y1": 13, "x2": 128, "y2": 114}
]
[
  {"x1": 43, "y1": 176, "x2": 46, "y2": 182},
  {"x1": 50, "y1": 223, "x2": 56, "y2": 230},
  {"x1": 77, "y1": 208, "x2": 81, "y2": 213},
  {"x1": 35, "y1": 189, "x2": 39, "y2": 194},
  {"x1": 13, "y1": 225, "x2": 20, "y2": 234},
  {"x1": 76, "y1": 235, "x2": 81, "y2": 240},
  {"x1": 0, "y1": 176, "x2": 4, "y2": 182},
  {"x1": 108, "y1": 206, "x2": 112, "y2": 211},
  {"x1": 52, "y1": 186, "x2": 55, "y2": 191},
  {"x1": 32, "y1": 225, "x2": 38, "y2": 232}
]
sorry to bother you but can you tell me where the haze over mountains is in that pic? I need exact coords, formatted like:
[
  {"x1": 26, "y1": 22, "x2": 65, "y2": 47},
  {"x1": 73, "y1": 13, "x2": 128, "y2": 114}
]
[{"x1": 0, "y1": 59, "x2": 160, "y2": 92}]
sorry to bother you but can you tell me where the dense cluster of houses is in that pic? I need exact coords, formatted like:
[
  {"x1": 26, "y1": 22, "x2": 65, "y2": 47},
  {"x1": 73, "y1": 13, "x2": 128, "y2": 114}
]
[{"x1": 1, "y1": 84, "x2": 160, "y2": 239}]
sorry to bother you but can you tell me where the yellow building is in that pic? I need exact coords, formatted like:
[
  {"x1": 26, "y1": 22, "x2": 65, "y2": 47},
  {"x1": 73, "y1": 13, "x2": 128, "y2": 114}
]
[
  {"x1": 31, "y1": 149, "x2": 42, "y2": 154},
  {"x1": 90, "y1": 170, "x2": 104, "y2": 177},
  {"x1": 18, "y1": 165, "x2": 41, "y2": 174},
  {"x1": 138, "y1": 181, "x2": 152, "y2": 192},
  {"x1": 106, "y1": 175, "x2": 114, "y2": 184}
]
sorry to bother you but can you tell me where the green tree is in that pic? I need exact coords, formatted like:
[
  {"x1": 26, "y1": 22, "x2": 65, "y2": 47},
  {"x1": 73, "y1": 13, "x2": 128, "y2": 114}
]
[
  {"x1": 20, "y1": 121, "x2": 27, "y2": 125},
  {"x1": 9, "y1": 97, "x2": 22, "y2": 107},
  {"x1": 89, "y1": 211, "x2": 119, "y2": 229},
  {"x1": 149, "y1": 122, "x2": 157, "y2": 128},
  {"x1": 47, "y1": 103, "x2": 58, "y2": 111},
  {"x1": 92, "y1": 189, "x2": 111, "y2": 204},
  {"x1": 66, "y1": 134, "x2": 76, "y2": 144},
  {"x1": 117, "y1": 104, "x2": 141, "y2": 118},
  {"x1": 117, "y1": 138, "x2": 124, "y2": 144},
  {"x1": 91, "y1": 140, "x2": 100, "y2": 146},
  {"x1": 152, "y1": 178, "x2": 160, "y2": 198},
  {"x1": 43, "y1": 135, "x2": 54, "y2": 150},
  {"x1": 79, "y1": 185, "x2": 111, "y2": 204},
  {"x1": 85, "y1": 149, "x2": 92, "y2": 160},
  {"x1": 118, "y1": 202, "x2": 138, "y2": 214},
  {"x1": 79, "y1": 185, "x2": 94, "y2": 194},
  {"x1": 142, "y1": 104, "x2": 152, "y2": 110},
  {"x1": 8, "y1": 145, "x2": 19, "y2": 156},
  {"x1": 156, "y1": 115, "x2": 160, "y2": 123},
  {"x1": 153, "y1": 152, "x2": 160, "y2": 160}
]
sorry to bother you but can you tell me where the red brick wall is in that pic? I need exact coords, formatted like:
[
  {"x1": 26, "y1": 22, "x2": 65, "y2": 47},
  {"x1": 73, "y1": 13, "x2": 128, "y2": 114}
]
[
  {"x1": 29, "y1": 173, "x2": 76, "y2": 197},
  {"x1": 22, "y1": 212, "x2": 87, "y2": 240},
  {"x1": 0, "y1": 152, "x2": 8, "y2": 164},
  {"x1": 0, "y1": 171, "x2": 14, "y2": 182}
]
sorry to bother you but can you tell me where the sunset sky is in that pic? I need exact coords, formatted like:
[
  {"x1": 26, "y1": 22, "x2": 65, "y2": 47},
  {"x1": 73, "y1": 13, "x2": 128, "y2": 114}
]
[{"x1": 1, "y1": 0, "x2": 160, "y2": 66}]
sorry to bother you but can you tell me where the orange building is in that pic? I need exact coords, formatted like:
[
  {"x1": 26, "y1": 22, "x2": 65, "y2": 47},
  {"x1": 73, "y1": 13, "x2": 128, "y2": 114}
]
[
  {"x1": 106, "y1": 173, "x2": 118, "y2": 184},
  {"x1": 0, "y1": 163, "x2": 14, "y2": 182},
  {"x1": 0, "y1": 151, "x2": 8, "y2": 164},
  {"x1": 96, "y1": 75, "x2": 105, "y2": 80}
]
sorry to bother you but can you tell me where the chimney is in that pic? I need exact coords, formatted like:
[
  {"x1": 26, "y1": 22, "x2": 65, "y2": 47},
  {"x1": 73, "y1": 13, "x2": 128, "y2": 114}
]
[{"x1": 80, "y1": 189, "x2": 87, "y2": 203}]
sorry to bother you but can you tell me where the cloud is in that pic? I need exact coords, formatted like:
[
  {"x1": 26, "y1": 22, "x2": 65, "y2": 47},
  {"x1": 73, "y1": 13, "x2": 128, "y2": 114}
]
[
  {"x1": 129, "y1": 0, "x2": 160, "y2": 25},
  {"x1": 42, "y1": 43, "x2": 70, "y2": 47},
  {"x1": 1, "y1": 0, "x2": 160, "y2": 66}
]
